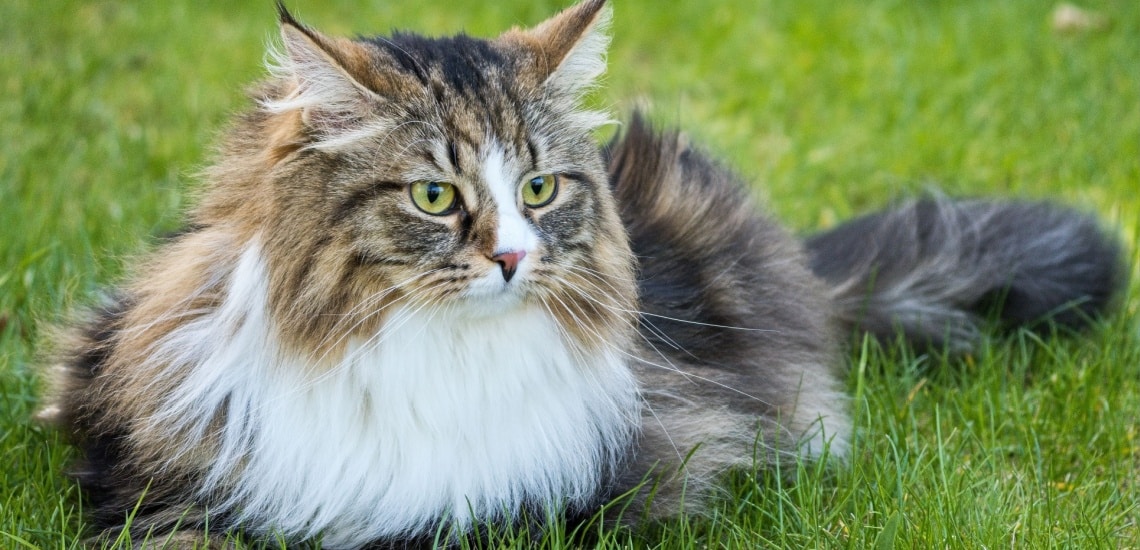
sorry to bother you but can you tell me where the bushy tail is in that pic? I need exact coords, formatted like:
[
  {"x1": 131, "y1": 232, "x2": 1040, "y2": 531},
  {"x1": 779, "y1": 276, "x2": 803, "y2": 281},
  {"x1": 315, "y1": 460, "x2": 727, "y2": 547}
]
[{"x1": 805, "y1": 197, "x2": 1126, "y2": 351}]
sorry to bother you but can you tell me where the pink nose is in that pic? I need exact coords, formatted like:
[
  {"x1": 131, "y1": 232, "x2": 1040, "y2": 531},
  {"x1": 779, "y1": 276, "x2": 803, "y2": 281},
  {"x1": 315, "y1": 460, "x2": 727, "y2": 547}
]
[{"x1": 490, "y1": 250, "x2": 526, "y2": 282}]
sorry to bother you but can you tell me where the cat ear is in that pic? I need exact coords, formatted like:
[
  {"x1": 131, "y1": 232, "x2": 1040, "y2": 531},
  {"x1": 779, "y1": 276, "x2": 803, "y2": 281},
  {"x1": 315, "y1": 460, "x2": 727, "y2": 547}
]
[
  {"x1": 263, "y1": 4, "x2": 386, "y2": 146},
  {"x1": 507, "y1": 0, "x2": 612, "y2": 95}
]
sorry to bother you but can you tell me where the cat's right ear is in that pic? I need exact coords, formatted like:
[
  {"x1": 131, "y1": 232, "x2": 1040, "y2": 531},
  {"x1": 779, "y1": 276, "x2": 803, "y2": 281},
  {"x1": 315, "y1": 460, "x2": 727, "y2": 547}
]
[
  {"x1": 263, "y1": 3, "x2": 388, "y2": 147},
  {"x1": 500, "y1": 0, "x2": 613, "y2": 130},
  {"x1": 507, "y1": 0, "x2": 611, "y2": 94}
]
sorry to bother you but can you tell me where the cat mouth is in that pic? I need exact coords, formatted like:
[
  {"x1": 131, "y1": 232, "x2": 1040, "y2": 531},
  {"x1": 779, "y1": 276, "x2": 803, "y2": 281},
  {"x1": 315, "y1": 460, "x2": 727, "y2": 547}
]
[{"x1": 459, "y1": 262, "x2": 531, "y2": 312}]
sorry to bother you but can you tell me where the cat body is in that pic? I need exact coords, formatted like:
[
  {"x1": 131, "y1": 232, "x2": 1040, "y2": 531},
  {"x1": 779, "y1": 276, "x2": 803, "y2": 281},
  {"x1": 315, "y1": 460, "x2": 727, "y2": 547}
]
[
  {"x1": 93, "y1": 242, "x2": 637, "y2": 546},
  {"x1": 39, "y1": 1, "x2": 1124, "y2": 547}
]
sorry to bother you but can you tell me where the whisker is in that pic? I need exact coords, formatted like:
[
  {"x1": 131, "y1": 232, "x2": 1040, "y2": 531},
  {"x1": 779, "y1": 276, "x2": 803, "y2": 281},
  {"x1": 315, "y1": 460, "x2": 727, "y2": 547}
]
[
  {"x1": 303, "y1": 268, "x2": 450, "y2": 364},
  {"x1": 560, "y1": 262, "x2": 640, "y2": 283},
  {"x1": 373, "y1": 119, "x2": 446, "y2": 154},
  {"x1": 554, "y1": 279, "x2": 698, "y2": 381},
  {"x1": 388, "y1": 138, "x2": 447, "y2": 167},
  {"x1": 276, "y1": 281, "x2": 450, "y2": 401},
  {"x1": 315, "y1": 280, "x2": 446, "y2": 369},
  {"x1": 551, "y1": 271, "x2": 691, "y2": 355},
  {"x1": 540, "y1": 286, "x2": 777, "y2": 463},
  {"x1": 640, "y1": 395, "x2": 683, "y2": 463},
  {"x1": 545, "y1": 267, "x2": 706, "y2": 370},
  {"x1": 559, "y1": 263, "x2": 778, "y2": 333},
  {"x1": 550, "y1": 283, "x2": 776, "y2": 409}
]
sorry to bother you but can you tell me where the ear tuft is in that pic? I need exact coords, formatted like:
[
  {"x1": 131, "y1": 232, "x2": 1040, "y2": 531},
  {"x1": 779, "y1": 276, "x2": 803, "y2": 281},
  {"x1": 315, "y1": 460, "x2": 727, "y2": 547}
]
[
  {"x1": 552, "y1": 2, "x2": 612, "y2": 95},
  {"x1": 512, "y1": 0, "x2": 612, "y2": 95},
  {"x1": 262, "y1": 7, "x2": 386, "y2": 148},
  {"x1": 275, "y1": 1, "x2": 300, "y2": 29}
]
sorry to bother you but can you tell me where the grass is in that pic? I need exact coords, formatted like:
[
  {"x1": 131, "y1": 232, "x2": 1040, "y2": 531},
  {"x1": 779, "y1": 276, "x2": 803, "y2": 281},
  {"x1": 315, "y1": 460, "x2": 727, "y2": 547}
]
[{"x1": 2, "y1": 0, "x2": 1138, "y2": 547}]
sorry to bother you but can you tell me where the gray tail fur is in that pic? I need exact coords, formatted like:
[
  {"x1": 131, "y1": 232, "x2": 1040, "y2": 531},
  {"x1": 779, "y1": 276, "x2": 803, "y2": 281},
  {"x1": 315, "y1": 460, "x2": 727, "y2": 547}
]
[{"x1": 804, "y1": 197, "x2": 1126, "y2": 351}]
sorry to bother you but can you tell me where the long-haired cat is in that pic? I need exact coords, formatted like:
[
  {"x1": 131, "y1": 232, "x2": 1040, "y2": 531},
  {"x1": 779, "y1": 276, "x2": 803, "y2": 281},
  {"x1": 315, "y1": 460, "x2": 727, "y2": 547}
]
[{"x1": 39, "y1": 0, "x2": 1124, "y2": 547}]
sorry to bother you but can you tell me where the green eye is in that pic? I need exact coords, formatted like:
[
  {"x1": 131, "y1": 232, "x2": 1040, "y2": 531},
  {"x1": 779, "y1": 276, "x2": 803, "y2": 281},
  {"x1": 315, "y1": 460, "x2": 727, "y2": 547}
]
[
  {"x1": 522, "y1": 174, "x2": 558, "y2": 208},
  {"x1": 410, "y1": 181, "x2": 458, "y2": 215}
]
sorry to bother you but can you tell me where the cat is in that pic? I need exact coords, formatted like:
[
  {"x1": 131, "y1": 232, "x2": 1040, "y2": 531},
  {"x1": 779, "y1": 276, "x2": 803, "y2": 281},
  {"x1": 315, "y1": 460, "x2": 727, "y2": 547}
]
[{"x1": 37, "y1": 0, "x2": 1124, "y2": 547}]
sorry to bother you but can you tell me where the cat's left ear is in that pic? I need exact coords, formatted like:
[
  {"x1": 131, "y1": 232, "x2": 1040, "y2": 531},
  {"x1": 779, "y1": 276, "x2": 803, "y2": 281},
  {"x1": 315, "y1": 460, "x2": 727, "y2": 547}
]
[{"x1": 502, "y1": 0, "x2": 612, "y2": 96}]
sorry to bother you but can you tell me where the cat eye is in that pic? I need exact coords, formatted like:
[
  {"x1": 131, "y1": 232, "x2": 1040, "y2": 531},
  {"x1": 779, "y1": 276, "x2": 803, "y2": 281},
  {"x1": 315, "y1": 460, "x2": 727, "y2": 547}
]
[
  {"x1": 409, "y1": 181, "x2": 459, "y2": 215},
  {"x1": 522, "y1": 174, "x2": 558, "y2": 208}
]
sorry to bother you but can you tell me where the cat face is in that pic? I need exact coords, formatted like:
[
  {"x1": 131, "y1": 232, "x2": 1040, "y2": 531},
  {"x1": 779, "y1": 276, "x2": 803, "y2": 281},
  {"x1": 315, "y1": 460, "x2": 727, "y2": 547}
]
[
  {"x1": 196, "y1": 0, "x2": 636, "y2": 358},
  {"x1": 285, "y1": 41, "x2": 614, "y2": 313}
]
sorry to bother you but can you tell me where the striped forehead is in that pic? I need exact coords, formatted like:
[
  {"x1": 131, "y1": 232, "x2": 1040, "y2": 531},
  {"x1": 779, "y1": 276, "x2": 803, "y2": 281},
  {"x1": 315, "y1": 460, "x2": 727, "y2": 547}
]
[
  {"x1": 371, "y1": 34, "x2": 533, "y2": 148},
  {"x1": 365, "y1": 32, "x2": 511, "y2": 94}
]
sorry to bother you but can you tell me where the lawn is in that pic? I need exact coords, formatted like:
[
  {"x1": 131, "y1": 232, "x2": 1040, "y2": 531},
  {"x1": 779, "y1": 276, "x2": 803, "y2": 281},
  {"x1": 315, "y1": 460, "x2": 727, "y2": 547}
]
[{"x1": 2, "y1": 0, "x2": 1138, "y2": 547}]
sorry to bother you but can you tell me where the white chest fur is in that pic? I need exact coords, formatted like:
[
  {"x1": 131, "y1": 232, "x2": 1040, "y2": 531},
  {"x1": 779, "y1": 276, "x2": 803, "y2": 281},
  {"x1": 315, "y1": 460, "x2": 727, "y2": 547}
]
[{"x1": 151, "y1": 244, "x2": 639, "y2": 548}]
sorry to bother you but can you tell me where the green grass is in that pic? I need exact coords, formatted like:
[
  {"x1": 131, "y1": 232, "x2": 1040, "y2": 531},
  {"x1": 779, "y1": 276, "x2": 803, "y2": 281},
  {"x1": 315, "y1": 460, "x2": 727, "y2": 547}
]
[{"x1": 3, "y1": 0, "x2": 1138, "y2": 547}]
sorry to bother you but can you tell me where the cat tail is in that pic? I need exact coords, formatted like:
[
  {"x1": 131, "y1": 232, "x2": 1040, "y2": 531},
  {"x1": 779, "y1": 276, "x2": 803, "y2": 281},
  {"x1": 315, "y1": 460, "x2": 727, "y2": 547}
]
[{"x1": 804, "y1": 197, "x2": 1127, "y2": 351}]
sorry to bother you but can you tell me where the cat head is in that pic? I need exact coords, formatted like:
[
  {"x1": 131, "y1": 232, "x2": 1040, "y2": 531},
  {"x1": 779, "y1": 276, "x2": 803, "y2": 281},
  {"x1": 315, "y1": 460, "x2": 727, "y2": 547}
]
[{"x1": 195, "y1": 0, "x2": 636, "y2": 358}]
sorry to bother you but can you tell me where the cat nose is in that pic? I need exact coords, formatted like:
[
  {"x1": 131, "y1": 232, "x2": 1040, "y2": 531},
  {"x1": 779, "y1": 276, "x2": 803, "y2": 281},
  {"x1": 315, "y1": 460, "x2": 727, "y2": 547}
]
[{"x1": 490, "y1": 249, "x2": 526, "y2": 282}]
